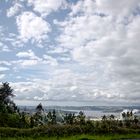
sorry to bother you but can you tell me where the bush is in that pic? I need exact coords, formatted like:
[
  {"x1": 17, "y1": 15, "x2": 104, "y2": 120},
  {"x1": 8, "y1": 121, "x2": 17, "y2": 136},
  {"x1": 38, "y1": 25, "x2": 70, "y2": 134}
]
[
  {"x1": 0, "y1": 113, "x2": 20, "y2": 128},
  {"x1": 0, "y1": 125, "x2": 81, "y2": 137},
  {"x1": 0, "y1": 124, "x2": 140, "y2": 138}
]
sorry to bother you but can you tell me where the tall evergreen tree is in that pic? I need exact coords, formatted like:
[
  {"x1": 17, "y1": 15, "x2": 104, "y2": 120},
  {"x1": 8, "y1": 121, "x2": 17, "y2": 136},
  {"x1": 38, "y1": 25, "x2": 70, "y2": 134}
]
[
  {"x1": 77, "y1": 111, "x2": 85, "y2": 125},
  {"x1": 36, "y1": 103, "x2": 44, "y2": 113},
  {"x1": 34, "y1": 103, "x2": 45, "y2": 126},
  {"x1": 0, "y1": 82, "x2": 18, "y2": 113},
  {"x1": 52, "y1": 110, "x2": 57, "y2": 124}
]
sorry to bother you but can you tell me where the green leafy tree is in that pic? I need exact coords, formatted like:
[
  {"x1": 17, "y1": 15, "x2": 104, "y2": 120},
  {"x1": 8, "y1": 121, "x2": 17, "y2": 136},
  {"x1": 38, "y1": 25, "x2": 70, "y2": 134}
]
[
  {"x1": 33, "y1": 103, "x2": 45, "y2": 126},
  {"x1": 0, "y1": 82, "x2": 17, "y2": 113},
  {"x1": 102, "y1": 115, "x2": 107, "y2": 121},
  {"x1": 46, "y1": 110, "x2": 57, "y2": 125},
  {"x1": 64, "y1": 113, "x2": 75, "y2": 125},
  {"x1": 126, "y1": 111, "x2": 130, "y2": 120},
  {"x1": 122, "y1": 112, "x2": 126, "y2": 120},
  {"x1": 0, "y1": 82, "x2": 14, "y2": 100},
  {"x1": 47, "y1": 111, "x2": 52, "y2": 124},
  {"x1": 0, "y1": 82, "x2": 20, "y2": 127},
  {"x1": 19, "y1": 112, "x2": 29, "y2": 128},
  {"x1": 30, "y1": 116, "x2": 35, "y2": 128},
  {"x1": 109, "y1": 114, "x2": 115, "y2": 120},
  {"x1": 36, "y1": 103, "x2": 44, "y2": 114},
  {"x1": 133, "y1": 116, "x2": 139, "y2": 126},
  {"x1": 77, "y1": 111, "x2": 86, "y2": 125},
  {"x1": 52, "y1": 110, "x2": 57, "y2": 124},
  {"x1": 64, "y1": 113, "x2": 68, "y2": 124}
]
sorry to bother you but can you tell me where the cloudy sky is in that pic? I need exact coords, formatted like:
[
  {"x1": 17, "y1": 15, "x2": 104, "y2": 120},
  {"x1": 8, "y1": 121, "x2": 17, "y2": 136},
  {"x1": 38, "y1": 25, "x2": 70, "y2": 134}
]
[{"x1": 0, "y1": 0, "x2": 140, "y2": 106}]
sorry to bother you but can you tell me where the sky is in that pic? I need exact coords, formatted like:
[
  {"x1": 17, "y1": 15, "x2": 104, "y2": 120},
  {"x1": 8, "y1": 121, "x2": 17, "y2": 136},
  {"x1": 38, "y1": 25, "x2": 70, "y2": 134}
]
[{"x1": 0, "y1": 0, "x2": 140, "y2": 106}]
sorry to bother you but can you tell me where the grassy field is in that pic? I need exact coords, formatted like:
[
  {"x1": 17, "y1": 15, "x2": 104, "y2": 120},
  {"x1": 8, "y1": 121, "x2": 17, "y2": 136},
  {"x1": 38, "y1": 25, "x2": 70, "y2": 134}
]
[{"x1": 1, "y1": 134, "x2": 140, "y2": 140}]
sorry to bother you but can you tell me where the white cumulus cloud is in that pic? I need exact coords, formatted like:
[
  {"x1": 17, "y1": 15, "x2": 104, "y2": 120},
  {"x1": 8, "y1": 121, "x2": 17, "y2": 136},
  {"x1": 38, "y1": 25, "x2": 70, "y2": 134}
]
[
  {"x1": 16, "y1": 12, "x2": 51, "y2": 43},
  {"x1": 27, "y1": 0, "x2": 67, "y2": 17},
  {"x1": 7, "y1": 3, "x2": 22, "y2": 17},
  {"x1": 16, "y1": 50, "x2": 40, "y2": 60},
  {"x1": 0, "y1": 67, "x2": 10, "y2": 71}
]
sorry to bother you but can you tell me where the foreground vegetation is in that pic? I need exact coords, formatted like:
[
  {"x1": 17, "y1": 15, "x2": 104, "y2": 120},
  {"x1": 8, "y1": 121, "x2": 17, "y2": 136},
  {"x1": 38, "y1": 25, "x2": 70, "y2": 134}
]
[
  {"x1": 1, "y1": 134, "x2": 140, "y2": 140},
  {"x1": 0, "y1": 124, "x2": 140, "y2": 137}
]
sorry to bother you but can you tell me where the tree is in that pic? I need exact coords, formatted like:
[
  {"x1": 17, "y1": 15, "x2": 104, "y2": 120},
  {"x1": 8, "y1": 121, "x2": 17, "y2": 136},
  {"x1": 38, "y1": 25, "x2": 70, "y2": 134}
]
[
  {"x1": 122, "y1": 112, "x2": 126, "y2": 120},
  {"x1": 109, "y1": 114, "x2": 115, "y2": 120},
  {"x1": 133, "y1": 116, "x2": 139, "y2": 126},
  {"x1": 20, "y1": 112, "x2": 29, "y2": 128},
  {"x1": 47, "y1": 111, "x2": 52, "y2": 124},
  {"x1": 0, "y1": 82, "x2": 18, "y2": 113},
  {"x1": 33, "y1": 103, "x2": 45, "y2": 126},
  {"x1": 64, "y1": 113, "x2": 75, "y2": 125},
  {"x1": 130, "y1": 110, "x2": 133, "y2": 117},
  {"x1": 30, "y1": 116, "x2": 35, "y2": 128},
  {"x1": 64, "y1": 113, "x2": 68, "y2": 124},
  {"x1": 0, "y1": 82, "x2": 14, "y2": 100},
  {"x1": 0, "y1": 82, "x2": 21, "y2": 127},
  {"x1": 102, "y1": 115, "x2": 107, "y2": 121},
  {"x1": 36, "y1": 103, "x2": 44, "y2": 113},
  {"x1": 52, "y1": 110, "x2": 57, "y2": 124},
  {"x1": 46, "y1": 110, "x2": 57, "y2": 125},
  {"x1": 126, "y1": 111, "x2": 130, "y2": 120},
  {"x1": 77, "y1": 111, "x2": 85, "y2": 125}
]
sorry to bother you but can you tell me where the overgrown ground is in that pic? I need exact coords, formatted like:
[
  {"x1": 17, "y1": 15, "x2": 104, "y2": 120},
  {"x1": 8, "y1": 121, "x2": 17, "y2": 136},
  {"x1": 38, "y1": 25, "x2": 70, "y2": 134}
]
[{"x1": 1, "y1": 134, "x2": 140, "y2": 140}]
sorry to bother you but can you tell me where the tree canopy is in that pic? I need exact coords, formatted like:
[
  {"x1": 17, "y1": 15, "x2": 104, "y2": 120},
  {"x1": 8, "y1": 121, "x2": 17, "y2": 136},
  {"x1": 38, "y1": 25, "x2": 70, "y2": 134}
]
[{"x1": 0, "y1": 82, "x2": 17, "y2": 113}]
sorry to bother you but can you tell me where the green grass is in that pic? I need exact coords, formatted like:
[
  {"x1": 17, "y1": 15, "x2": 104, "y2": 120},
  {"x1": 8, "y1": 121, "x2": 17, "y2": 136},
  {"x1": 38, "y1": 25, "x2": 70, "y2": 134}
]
[{"x1": 1, "y1": 134, "x2": 140, "y2": 140}]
